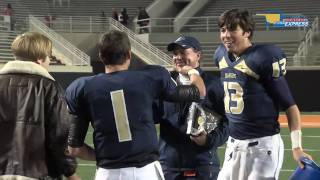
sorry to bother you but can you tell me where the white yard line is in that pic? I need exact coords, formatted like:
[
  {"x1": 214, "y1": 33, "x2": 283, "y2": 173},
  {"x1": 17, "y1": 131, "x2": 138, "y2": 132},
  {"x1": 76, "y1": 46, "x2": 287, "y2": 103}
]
[
  {"x1": 79, "y1": 163, "x2": 96, "y2": 167},
  {"x1": 281, "y1": 169, "x2": 295, "y2": 172},
  {"x1": 282, "y1": 135, "x2": 320, "y2": 138},
  {"x1": 284, "y1": 148, "x2": 319, "y2": 152},
  {"x1": 218, "y1": 147, "x2": 319, "y2": 152}
]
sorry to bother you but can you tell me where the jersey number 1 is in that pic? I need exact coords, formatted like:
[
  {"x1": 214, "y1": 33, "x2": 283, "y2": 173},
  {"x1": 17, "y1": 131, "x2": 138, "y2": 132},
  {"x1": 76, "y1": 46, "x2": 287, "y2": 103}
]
[
  {"x1": 110, "y1": 90, "x2": 132, "y2": 142},
  {"x1": 223, "y1": 82, "x2": 244, "y2": 114}
]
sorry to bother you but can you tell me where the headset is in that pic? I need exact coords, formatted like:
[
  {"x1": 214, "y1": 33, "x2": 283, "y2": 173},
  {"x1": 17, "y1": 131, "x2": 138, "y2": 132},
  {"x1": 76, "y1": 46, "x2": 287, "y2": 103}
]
[{"x1": 290, "y1": 156, "x2": 320, "y2": 180}]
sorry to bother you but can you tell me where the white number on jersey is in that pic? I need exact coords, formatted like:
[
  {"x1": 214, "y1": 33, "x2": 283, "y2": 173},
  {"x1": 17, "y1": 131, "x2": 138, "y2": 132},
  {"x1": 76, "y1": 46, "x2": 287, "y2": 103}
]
[
  {"x1": 110, "y1": 89, "x2": 132, "y2": 142},
  {"x1": 272, "y1": 58, "x2": 287, "y2": 78},
  {"x1": 223, "y1": 82, "x2": 244, "y2": 114}
]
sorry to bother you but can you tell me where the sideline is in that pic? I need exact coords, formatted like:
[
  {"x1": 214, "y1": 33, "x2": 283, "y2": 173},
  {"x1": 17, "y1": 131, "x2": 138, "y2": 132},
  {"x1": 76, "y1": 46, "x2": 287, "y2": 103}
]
[{"x1": 279, "y1": 115, "x2": 320, "y2": 127}]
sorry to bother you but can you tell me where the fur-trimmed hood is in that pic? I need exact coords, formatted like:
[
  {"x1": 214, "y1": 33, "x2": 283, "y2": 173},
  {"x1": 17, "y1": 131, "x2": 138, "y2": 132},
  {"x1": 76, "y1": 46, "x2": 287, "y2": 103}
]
[{"x1": 0, "y1": 60, "x2": 55, "y2": 81}]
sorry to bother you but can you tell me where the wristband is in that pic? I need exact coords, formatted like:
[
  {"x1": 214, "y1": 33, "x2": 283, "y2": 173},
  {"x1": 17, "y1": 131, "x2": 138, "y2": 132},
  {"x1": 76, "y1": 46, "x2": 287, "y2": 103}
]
[
  {"x1": 290, "y1": 130, "x2": 302, "y2": 149},
  {"x1": 187, "y1": 69, "x2": 200, "y2": 76}
]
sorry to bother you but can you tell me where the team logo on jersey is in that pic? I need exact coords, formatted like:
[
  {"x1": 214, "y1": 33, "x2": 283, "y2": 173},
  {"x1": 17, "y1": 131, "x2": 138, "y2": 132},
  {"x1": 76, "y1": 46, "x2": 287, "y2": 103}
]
[
  {"x1": 234, "y1": 60, "x2": 260, "y2": 79},
  {"x1": 218, "y1": 57, "x2": 229, "y2": 69},
  {"x1": 224, "y1": 73, "x2": 237, "y2": 79}
]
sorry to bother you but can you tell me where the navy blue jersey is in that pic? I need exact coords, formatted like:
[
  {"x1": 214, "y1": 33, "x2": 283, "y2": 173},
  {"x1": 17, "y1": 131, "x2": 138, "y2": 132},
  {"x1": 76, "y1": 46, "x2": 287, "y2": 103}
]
[
  {"x1": 214, "y1": 44, "x2": 288, "y2": 139},
  {"x1": 66, "y1": 65, "x2": 178, "y2": 168}
]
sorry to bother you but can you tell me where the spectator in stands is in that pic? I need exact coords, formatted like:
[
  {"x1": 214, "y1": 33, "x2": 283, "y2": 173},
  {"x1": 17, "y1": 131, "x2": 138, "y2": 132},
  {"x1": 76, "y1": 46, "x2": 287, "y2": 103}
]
[
  {"x1": 112, "y1": 8, "x2": 119, "y2": 21},
  {"x1": 137, "y1": 7, "x2": 150, "y2": 34},
  {"x1": 100, "y1": 10, "x2": 107, "y2": 31},
  {"x1": 44, "y1": 14, "x2": 56, "y2": 28},
  {"x1": 3, "y1": 3, "x2": 12, "y2": 16},
  {"x1": 100, "y1": 10, "x2": 106, "y2": 18},
  {"x1": 158, "y1": 36, "x2": 229, "y2": 180},
  {"x1": 0, "y1": 32, "x2": 80, "y2": 180},
  {"x1": 3, "y1": 3, "x2": 14, "y2": 30},
  {"x1": 120, "y1": 8, "x2": 129, "y2": 27},
  {"x1": 50, "y1": 55, "x2": 64, "y2": 65}
]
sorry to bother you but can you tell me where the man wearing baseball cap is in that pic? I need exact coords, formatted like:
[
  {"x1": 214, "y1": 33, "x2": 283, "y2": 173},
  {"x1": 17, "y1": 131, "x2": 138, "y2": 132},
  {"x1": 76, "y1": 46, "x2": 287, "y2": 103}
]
[{"x1": 158, "y1": 36, "x2": 229, "y2": 180}]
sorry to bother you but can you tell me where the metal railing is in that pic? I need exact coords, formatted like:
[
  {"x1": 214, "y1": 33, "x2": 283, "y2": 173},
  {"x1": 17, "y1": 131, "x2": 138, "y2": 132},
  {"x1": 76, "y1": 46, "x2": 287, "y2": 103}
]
[
  {"x1": 24, "y1": 15, "x2": 308, "y2": 34},
  {"x1": 109, "y1": 17, "x2": 172, "y2": 68},
  {"x1": 134, "y1": 15, "x2": 289, "y2": 33},
  {"x1": 33, "y1": 15, "x2": 109, "y2": 33},
  {"x1": 135, "y1": 16, "x2": 218, "y2": 33},
  {"x1": 293, "y1": 17, "x2": 319, "y2": 65},
  {"x1": 29, "y1": 15, "x2": 90, "y2": 66}
]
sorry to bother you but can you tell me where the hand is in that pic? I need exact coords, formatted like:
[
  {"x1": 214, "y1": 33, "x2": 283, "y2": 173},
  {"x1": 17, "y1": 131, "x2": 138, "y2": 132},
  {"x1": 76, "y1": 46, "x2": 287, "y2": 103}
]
[
  {"x1": 66, "y1": 174, "x2": 81, "y2": 180},
  {"x1": 175, "y1": 65, "x2": 193, "y2": 75},
  {"x1": 292, "y1": 148, "x2": 313, "y2": 168},
  {"x1": 190, "y1": 130, "x2": 207, "y2": 146},
  {"x1": 68, "y1": 144, "x2": 96, "y2": 161}
]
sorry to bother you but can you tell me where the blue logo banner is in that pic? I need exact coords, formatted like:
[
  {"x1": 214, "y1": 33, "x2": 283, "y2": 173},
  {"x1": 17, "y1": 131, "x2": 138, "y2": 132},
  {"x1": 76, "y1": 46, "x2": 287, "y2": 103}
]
[{"x1": 256, "y1": 12, "x2": 309, "y2": 28}]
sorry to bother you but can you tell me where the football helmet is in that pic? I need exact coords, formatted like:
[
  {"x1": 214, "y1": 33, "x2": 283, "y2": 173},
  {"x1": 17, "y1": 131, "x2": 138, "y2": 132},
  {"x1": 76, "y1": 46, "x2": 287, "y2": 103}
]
[{"x1": 290, "y1": 157, "x2": 320, "y2": 180}]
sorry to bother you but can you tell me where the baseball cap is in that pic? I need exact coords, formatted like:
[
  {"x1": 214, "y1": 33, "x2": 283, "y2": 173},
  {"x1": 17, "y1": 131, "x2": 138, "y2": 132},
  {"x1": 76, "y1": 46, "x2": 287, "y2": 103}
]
[{"x1": 167, "y1": 36, "x2": 202, "y2": 52}]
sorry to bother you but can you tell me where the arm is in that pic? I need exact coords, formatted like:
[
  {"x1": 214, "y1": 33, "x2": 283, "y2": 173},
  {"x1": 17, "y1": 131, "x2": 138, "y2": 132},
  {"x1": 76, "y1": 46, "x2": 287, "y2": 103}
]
[
  {"x1": 66, "y1": 174, "x2": 81, "y2": 180},
  {"x1": 176, "y1": 66, "x2": 206, "y2": 97},
  {"x1": 264, "y1": 77, "x2": 312, "y2": 167},
  {"x1": 205, "y1": 117, "x2": 229, "y2": 147},
  {"x1": 189, "y1": 71, "x2": 206, "y2": 97},
  {"x1": 191, "y1": 80, "x2": 228, "y2": 148},
  {"x1": 190, "y1": 115, "x2": 228, "y2": 148},
  {"x1": 65, "y1": 77, "x2": 95, "y2": 161},
  {"x1": 286, "y1": 105, "x2": 301, "y2": 132},
  {"x1": 46, "y1": 83, "x2": 78, "y2": 178},
  {"x1": 66, "y1": 95, "x2": 94, "y2": 161},
  {"x1": 261, "y1": 46, "x2": 312, "y2": 167},
  {"x1": 162, "y1": 67, "x2": 202, "y2": 102},
  {"x1": 286, "y1": 105, "x2": 312, "y2": 168},
  {"x1": 166, "y1": 85, "x2": 200, "y2": 102},
  {"x1": 68, "y1": 143, "x2": 96, "y2": 161}
]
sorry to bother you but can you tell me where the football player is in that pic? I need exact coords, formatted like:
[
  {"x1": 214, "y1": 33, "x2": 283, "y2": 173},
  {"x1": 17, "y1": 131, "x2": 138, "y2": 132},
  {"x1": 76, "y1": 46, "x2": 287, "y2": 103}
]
[
  {"x1": 214, "y1": 9, "x2": 312, "y2": 180},
  {"x1": 65, "y1": 30, "x2": 206, "y2": 180}
]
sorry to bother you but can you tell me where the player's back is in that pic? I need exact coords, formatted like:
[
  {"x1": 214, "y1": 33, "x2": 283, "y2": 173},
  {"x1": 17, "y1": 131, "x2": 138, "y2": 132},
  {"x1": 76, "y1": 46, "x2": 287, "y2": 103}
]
[
  {"x1": 82, "y1": 65, "x2": 175, "y2": 168},
  {"x1": 214, "y1": 44, "x2": 285, "y2": 139}
]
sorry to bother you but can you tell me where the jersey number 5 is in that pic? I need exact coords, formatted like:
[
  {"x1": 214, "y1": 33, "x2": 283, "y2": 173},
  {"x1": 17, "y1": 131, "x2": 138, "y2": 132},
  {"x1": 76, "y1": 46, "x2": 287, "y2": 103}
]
[
  {"x1": 223, "y1": 82, "x2": 244, "y2": 114},
  {"x1": 110, "y1": 89, "x2": 132, "y2": 142}
]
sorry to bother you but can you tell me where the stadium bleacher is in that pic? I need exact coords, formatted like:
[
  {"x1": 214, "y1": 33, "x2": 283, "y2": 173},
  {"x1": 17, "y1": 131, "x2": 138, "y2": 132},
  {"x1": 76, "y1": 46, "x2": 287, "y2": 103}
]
[
  {"x1": 0, "y1": 30, "x2": 17, "y2": 62},
  {"x1": 0, "y1": 0, "x2": 49, "y2": 31},
  {"x1": 0, "y1": 0, "x2": 319, "y2": 67},
  {"x1": 183, "y1": 0, "x2": 320, "y2": 32},
  {"x1": 48, "y1": 0, "x2": 154, "y2": 20}
]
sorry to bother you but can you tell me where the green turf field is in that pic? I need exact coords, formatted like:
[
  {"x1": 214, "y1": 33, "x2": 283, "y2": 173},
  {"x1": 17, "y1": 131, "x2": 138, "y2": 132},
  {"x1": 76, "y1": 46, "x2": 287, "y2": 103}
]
[{"x1": 76, "y1": 127, "x2": 319, "y2": 180}]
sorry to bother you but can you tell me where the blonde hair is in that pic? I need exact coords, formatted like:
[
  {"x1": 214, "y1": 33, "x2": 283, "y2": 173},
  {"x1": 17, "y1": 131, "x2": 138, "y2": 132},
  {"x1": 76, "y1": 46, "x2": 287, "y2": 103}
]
[{"x1": 11, "y1": 32, "x2": 52, "y2": 61}]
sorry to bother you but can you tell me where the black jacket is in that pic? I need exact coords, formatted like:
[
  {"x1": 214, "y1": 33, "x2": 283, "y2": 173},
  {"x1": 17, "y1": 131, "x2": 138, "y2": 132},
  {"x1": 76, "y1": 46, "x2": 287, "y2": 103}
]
[
  {"x1": 159, "y1": 68, "x2": 229, "y2": 170},
  {"x1": 0, "y1": 61, "x2": 76, "y2": 179}
]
